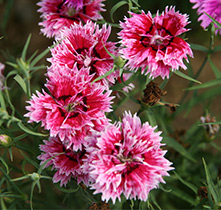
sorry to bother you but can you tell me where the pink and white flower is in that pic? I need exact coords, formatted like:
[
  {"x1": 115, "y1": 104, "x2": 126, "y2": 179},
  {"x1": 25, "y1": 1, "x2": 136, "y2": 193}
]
[
  {"x1": 87, "y1": 111, "x2": 173, "y2": 203},
  {"x1": 118, "y1": 6, "x2": 193, "y2": 79},
  {"x1": 49, "y1": 21, "x2": 117, "y2": 86},
  {"x1": 190, "y1": 0, "x2": 221, "y2": 34},
  {"x1": 37, "y1": 0, "x2": 105, "y2": 38},
  {"x1": 25, "y1": 65, "x2": 113, "y2": 150},
  {"x1": 38, "y1": 136, "x2": 92, "y2": 186}
]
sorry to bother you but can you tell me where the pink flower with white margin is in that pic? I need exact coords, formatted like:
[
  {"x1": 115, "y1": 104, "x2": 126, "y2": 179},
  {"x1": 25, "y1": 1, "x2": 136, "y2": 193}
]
[
  {"x1": 25, "y1": 65, "x2": 113, "y2": 150},
  {"x1": 37, "y1": 0, "x2": 105, "y2": 38},
  {"x1": 38, "y1": 136, "x2": 92, "y2": 186},
  {"x1": 190, "y1": 0, "x2": 221, "y2": 35},
  {"x1": 118, "y1": 6, "x2": 193, "y2": 79},
  {"x1": 49, "y1": 21, "x2": 118, "y2": 86},
  {"x1": 87, "y1": 111, "x2": 173, "y2": 204}
]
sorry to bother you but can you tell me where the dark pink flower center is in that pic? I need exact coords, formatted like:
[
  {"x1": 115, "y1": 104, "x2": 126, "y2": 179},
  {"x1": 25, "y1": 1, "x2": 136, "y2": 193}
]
[
  {"x1": 57, "y1": 93, "x2": 89, "y2": 119},
  {"x1": 140, "y1": 25, "x2": 174, "y2": 51}
]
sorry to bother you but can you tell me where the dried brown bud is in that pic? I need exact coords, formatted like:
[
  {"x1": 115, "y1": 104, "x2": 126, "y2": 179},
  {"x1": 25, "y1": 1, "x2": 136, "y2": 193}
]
[
  {"x1": 198, "y1": 186, "x2": 208, "y2": 200},
  {"x1": 88, "y1": 201, "x2": 110, "y2": 210},
  {"x1": 142, "y1": 81, "x2": 167, "y2": 106},
  {"x1": 200, "y1": 114, "x2": 220, "y2": 138}
]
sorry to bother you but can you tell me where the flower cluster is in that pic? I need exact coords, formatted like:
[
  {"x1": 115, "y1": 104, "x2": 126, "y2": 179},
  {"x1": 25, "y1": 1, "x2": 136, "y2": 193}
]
[
  {"x1": 190, "y1": 0, "x2": 221, "y2": 35},
  {"x1": 24, "y1": 1, "x2": 185, "y2": 204}
]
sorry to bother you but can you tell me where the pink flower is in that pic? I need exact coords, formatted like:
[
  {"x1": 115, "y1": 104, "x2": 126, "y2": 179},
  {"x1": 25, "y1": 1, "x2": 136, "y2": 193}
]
[
  {"x1": 49, "y1": 21, "x2": 118, "y2": 86},
  {"x1": 87, "y1": 111, "x2": 173, "y2": 204},
  {"x1": 37, "y1": 0, "x2": 105, "y2": 38},
  {"x1": 190, "y1": 0, "x2": 221, "y2": 34},
  {"x1": 25, "y1": 65, "x2": 113, "y2": 150},
  {"x1": 118, "y1": 7, "x2": 193, "y2": 79},
  {"x1": 38, "y1": 136, "x2": 92, "y2": 186}
]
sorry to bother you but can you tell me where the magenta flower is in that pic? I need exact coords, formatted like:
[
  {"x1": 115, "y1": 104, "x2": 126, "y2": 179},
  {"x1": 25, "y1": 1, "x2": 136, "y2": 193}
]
[
  {"x1": 37, "y1": 0, "x2": 105, "y2": 38},
  {"x1": 25, "y1": 65, "x2": 113, "y2": 150},
  {"x1": 118, "y1": 7, "x2": 193, "y2": 79},
  {"x1": 190, "y1": 0, "x2": 221, "y2": 34},
  {"x1": 87, "y1": 111, "x2": 173, "y2": 203},
  {"x1": 38, "y1": 136, "x2": 92, "y2": 186},
  {"x1": 49, "y1": 21, "x2": 117, "y2": 86}
]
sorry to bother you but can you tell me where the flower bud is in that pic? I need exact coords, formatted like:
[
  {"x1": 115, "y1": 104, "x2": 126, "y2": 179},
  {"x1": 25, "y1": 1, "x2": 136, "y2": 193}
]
[
  {"x1": 115, "y1": 56, "x2": 125, "y2": 69},
  {"x1": 0, "y1": 134, "x2": 12, "y2": 147},
  {"x1": 31, "y1": 172, "x2": 40, "y2": 181}
]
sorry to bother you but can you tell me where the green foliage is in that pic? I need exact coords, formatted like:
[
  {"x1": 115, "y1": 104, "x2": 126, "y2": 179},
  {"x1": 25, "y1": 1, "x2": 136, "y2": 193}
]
[{"x1": 0, "y1": 0, "x2": 220, "y2": 209}]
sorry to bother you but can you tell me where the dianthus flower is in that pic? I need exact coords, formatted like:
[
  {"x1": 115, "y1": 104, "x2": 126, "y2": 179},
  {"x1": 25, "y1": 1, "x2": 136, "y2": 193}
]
[
  {"x1": 118, "y1": 6, "x2": 193, "y2": 79},
  {"x1": 49, "y1": 21, "x2": 117, "y2": 86},
  {"x1": 190, "y1": 0, "x2": 221, "y2": 34},
  {"x1": 25, "y1": 65, "x2": 113, "y2": 150},
  {"x1": 37, "y1": 0, "x2": 105, "y2": 38},
  {"x1": 38, "y1": 136, "x2": 92, "y2": 186},
  {"x1": 87, "y1": 111, "x2": 173, "y2": 203}
]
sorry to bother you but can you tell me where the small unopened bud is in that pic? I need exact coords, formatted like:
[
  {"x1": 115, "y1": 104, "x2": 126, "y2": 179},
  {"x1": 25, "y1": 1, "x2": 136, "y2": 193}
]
[
  {"x1": 115, "y1": 56, "x2": 125, "y2": 69},
  {"x1": 0, "y1": 134, "x2": 12, "y2": 147},
  {"x1": 31, "y1": 172, "x2": 40, "y2": 181}
]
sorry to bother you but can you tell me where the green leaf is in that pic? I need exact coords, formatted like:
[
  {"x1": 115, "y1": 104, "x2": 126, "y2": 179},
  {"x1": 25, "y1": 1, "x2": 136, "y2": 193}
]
[
  {"x1": 163, "y1": 136, "x2": 196, "y2": 162},
  {"x1": 0, "y1": 90, "x2": 6, "y2": 110},
  {"x1": 22, "y1": 34, "x2": 31, "y2": 61},
  {"x1": 91, "y1": 65, "x2": 116, "y2": 84},
  {"x1": 17, "y1": 121, "x2": 48, "y2": 137},
  {"x1": 173, "y1": 70, "x2": 201, "y2": 84},
  {"x1": 14, "y1": 74, "x2": 27, "y2": 94},
  {"x1": 30, "y1": 47, "x2": 50, "y2": 68},
  {"x1": 173, "y1": 171, "x2": 198, "y2": 194},
  {"x1": 199, "y1": 121, "x2": 221, "y2": 126},
  {"x1": 190, "y1": 43, "x2": 208, "y2": 52},
  {"x1": 208, "y1": 57, "x2": 221, "y2": 79},
  {"x1": 202, "y1": 158, "x2": 219, "y2": 203},
  {"x1": 205, "y1": 13, "x2": 221, "y2": 29},
  {"x1": 0, "y1": 157, "x2": 9, "y2": 174},
  {"x1": 185, "y1": 78, "x2": 221, "y2": 91},
  {"x1": 110, "y1": 1, "x2": 128, "y2": 22},
  {"x1": 19, "y1": 150, "x2": 38, "y2": 169}
]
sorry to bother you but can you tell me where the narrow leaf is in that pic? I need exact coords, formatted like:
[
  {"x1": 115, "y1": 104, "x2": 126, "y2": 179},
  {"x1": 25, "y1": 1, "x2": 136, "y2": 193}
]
[
  {"x1": 22, "y1": 34, "x2": 31, "y2": 61},
  {"x1": 30, "y1": 47, "x2": 50, "y2": 68},
  {"x1": 110, "y1": 1, "x2": 128, "y2": 22},
  {"x1": 0, "y1": 90, "x2": 6, "y2": 110},
  {"x1": 14, "y1": 74, "x2": 27, "y2": 94},
  {"x1": 205, "y1": 13, "x2": 221, "y2": 29},
  {"x1": 190, "y1": 43, "x2": 208, "y2": 52},
  {"x1": 0, "y1": 157, "x2": 9, "y2": 174},
  {"x1": 202, "y1": 158, "x2": 218, "y2": 203},
  {"x1": 185, "y1": 78, "x2": 221, "y2": 91},
  {"x1": 173, "y1": 70, "x2": 201, "y2": 84},
  {"x1": 20, "y1": 150, "x2": 38, "y2": 169},
  {"x1": 163, "y1": 137, "x2": 196, "y2": 162},
  {"x1": 208, "y1": 57, "x2": 221, "y2": 78},
  {"x1": 173, "y1": 171, "x2": 198, "y2": 194},
  {"x1": 17, "y1": 121, "x2": 48, "y2": 137}
]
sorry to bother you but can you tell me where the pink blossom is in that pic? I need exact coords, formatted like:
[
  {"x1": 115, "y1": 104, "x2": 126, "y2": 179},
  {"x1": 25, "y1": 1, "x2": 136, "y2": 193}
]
[
  {"x1": 87, "y1": 111, "x2": 173, "y2": 204},
  {"x1": 25, "y1": 65, "x2": 113, "y2": 150},
  {"x1": 190, "y1": 0, "x2": 221, "y2": 34},
  {"x1": 38, "y1": 136, "x2": 92, "y2": 186},
  {"x1": 118, "y1": 7, "x2": 193, "y2": 79},
  {"x1": 37, "y1": 0, "x2": 105, "y2": 38},
  {"x1": 49, "y1": 21, "x2": 118, "y2": 86}
]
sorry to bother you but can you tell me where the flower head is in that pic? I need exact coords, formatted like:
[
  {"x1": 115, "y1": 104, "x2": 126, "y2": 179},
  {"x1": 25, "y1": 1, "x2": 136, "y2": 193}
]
[
  {"x1": 118, "y1": 7, "x2": 193, "y2": 79},
  {"x1": 25, "y1": 65, "x2": 113, "y2": 150},
  {"x1": 87, "y1": 111, "x2": 173, "y2": 203},
  {"x1": 49, "y1": 21, "x2": 117, "y2": 86},
  {"x1": 38, "y1": 136, "x2": 92, "y2": 186},
  {"x1": 37, "y1": 0, "x2": 105, "y2": 38},
  {"x1": 190, "y1": 0, "x2": 221, "y2": 34}
]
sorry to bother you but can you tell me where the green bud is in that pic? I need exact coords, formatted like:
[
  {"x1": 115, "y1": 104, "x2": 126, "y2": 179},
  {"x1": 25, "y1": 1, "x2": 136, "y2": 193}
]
[
  {"x1": 115, "y1": 56, "x2": 126, "y2": 69},
  {"x1": 31, "y1": 172, "x2": 40, "y2": 181},
  {"x1": 0, "y1": 134, "x2": 12, "y2": 147}
]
